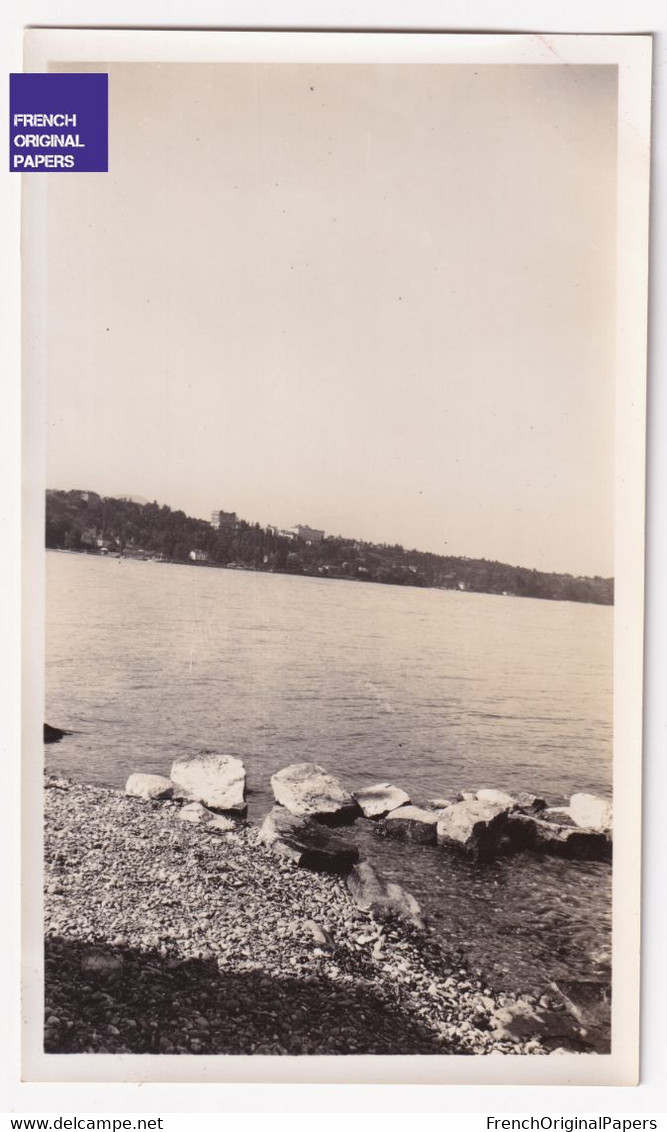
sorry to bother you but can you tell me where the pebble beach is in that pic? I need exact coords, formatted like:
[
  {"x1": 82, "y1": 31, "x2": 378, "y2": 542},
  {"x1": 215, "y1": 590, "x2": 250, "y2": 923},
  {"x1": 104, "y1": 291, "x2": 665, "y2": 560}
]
[{"x1": 43, "y1": 777, "x2": 598, "y2": 1058}]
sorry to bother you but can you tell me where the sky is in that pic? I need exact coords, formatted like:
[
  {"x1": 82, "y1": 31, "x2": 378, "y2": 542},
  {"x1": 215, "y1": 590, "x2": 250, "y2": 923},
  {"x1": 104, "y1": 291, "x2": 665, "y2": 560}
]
[{"x1": 45, "y1": 62, "x2": 617, "y2": 576}]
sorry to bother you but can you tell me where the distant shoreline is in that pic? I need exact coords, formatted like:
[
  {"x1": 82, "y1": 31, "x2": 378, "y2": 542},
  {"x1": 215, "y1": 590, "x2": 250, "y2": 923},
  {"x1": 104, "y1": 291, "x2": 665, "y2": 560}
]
[
  {"x1": 46, "y1": 546, "x2": 614, "y2": 609},
  {"x1": 45, "y1": 490, "x2": 614, "y2": 607}
]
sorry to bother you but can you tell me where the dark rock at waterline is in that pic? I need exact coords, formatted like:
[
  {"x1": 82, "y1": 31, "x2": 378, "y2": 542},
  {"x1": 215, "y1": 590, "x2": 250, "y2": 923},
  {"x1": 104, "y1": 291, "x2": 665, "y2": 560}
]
[
  {"x1": 347, "y1": 861, "x2": 424, "y2": 928},
  {"x1": 258, "y1": 806, "x2": 359, "y2": 874},
  {"x1": 422, "y1": 797, "x2": 455, "y2": 812},
  {"x1": 378, "y1": 805, "x2": 439, "y2": 844},
  {"x1": 177, "y1": 801, "x2": 237, "y2": 833},
  {"x1": 436, "y1": 799, "x2": 508, "y2": 861},
  {"x1": 506, "y1": 813, "x2": 611, "y2": 861},
  {"x1": 44, "y1": 724, "x2": 69, "y2": 744},
  {"x1": 514, "y1": 792, "x2": 548, "y2": 814},
  {"x1": 270, "y1": 762, "x2": 360, "y2": 825}
]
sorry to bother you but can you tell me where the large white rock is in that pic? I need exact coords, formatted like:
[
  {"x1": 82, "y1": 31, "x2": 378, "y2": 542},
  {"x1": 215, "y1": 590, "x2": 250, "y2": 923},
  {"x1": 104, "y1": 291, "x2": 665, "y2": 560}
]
[
  {"x1": 270, "y1": 762, "x2": 359, "y2": 824},
  {"x1": 125, "y1": 772, "x2": 175, "y2": 801},
  {"x1": 352, "y1": 782, "x2": 410, "y2": 819},
  {"x1": 569, "y1": 793, "x2": 612, "y2": 833},
  {"x1": 170, "y1": 752, "x2": 246, "y2": 814},
  {"x1": 436, "y1": 799, "x2": 508, "y2": 860}
]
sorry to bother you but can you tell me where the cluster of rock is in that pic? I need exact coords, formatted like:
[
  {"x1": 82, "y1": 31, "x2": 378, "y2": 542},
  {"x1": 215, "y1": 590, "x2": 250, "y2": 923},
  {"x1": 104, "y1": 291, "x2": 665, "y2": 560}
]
[
  {"x1": 124, "y1": 756, "x2": 612, "y2": 936},
  {"x1": 375, "y1": 787, "x2": 612, "y2": 864}
]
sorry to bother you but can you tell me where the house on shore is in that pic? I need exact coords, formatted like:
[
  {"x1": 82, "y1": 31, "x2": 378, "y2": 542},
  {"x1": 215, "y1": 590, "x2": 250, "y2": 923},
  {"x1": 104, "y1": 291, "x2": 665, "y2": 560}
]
[{"x1": 291, "y1": 524, "x2": 325, "y2": 545}]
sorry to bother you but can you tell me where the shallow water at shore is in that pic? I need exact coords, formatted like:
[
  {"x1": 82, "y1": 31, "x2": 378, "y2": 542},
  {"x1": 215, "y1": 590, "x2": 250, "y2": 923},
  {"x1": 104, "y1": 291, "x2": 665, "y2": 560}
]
[{"x1": 45, "y1": 550, "x2": 613, "y2": 1028}]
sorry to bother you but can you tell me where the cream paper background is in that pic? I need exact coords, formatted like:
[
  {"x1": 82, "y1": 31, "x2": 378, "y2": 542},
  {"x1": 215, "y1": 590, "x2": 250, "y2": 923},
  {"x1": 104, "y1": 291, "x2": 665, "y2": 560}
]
[{"x1": 13, "y1": 25, "x2": 652, "y2": 1100}]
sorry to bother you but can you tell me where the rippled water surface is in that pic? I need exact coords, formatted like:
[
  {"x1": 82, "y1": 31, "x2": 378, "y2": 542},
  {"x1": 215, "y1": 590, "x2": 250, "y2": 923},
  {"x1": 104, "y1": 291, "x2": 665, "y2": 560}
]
[{"x1": 45, "y1": 551, "x2": 613, "y2": 1014}]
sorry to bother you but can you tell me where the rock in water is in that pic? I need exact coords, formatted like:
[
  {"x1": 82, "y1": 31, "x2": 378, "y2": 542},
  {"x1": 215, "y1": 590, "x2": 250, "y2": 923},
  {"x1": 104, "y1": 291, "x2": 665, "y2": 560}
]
[
  {"x1": 258, "y1": 806, "x2": 359, "y2": 874},
  {"x1": 436, "y1": 799, "x2": 508, "y2": 860},
  {"x1": 347, "y1": 861, "x2": 424, "y2": 927},
  {"x1": 352, "y1": 783, "x2": 410, "y2": 819},
  {"x1": 380, "y1": 805, "x2": 439, "y2": 844},
  {"x1": 125, "y1": 773, "x2": 175, "y2": 801},
  {"x1": 569, "y1": 793, "x2": 613, "y2": 833},
  {"x1": 489, "y1": 998, "x2": 586, "y2": 1048},
  {"x1": 476, "y1": 788, "x2": 516, "y2": 808},
  {"x1": 506, "y1": 813, "x2": 611, "y2": 861},
  {"x1": 270, "y1": 763, "x2": 359, "y2": 824},
  {"x1": 177, "y1": 802, "x2": 236, "y2": 833},
  {"x1": 170, "y1": 752, "x2": 246, "y2": 814}
]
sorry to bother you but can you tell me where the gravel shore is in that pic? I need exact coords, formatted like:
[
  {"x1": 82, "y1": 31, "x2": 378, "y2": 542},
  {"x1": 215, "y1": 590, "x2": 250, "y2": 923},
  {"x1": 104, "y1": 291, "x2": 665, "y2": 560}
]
[{"x1": 44, "y1": 778, "x2": 581, "y2": 1057}]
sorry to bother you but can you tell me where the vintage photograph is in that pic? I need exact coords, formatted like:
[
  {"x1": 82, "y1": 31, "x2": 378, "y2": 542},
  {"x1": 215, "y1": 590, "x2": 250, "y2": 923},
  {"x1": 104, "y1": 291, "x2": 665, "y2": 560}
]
[{"x1": 22, "y1": 31, "x2": 651, "y2": 1085}]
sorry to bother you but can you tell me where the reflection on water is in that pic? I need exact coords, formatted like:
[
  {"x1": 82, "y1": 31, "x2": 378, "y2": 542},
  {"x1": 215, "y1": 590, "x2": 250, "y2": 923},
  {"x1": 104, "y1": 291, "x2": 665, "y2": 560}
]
[{"x1": 45, "y1": 552, "x2": 612, "y2": 1012}]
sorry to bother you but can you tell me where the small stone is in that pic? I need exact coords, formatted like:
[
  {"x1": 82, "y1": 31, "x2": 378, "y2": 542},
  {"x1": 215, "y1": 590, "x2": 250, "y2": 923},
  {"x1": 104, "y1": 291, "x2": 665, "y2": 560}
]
[
  {"x1": 125, "y1": 773, "x2": 175, "y2": 801},
  {"x1": 347, "y1": 861, "x2": 424, "y2": 927},
  {"x1": 81, "y1": 951, "x2": 124, "y2": 982},
  {"x1": 437, "y1": 799, "x2": 508, "y2": 860},
  {"x1": 303, "y1": 920, "x2": 333, "y2": 946},
  {"x1": 381, "y1": 806, "x2": 439, "y2": 844}
]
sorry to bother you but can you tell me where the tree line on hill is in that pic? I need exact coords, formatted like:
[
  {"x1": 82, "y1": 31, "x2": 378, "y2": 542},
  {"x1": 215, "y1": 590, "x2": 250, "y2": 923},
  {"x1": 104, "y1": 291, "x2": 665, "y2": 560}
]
[{"x1": 45, "y1": 489, "x2": 613, "y2": 606}]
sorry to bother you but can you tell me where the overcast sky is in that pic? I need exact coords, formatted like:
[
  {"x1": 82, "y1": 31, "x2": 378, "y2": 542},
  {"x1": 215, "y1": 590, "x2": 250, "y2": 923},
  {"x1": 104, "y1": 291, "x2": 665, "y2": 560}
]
[{"x1": 46, "y1": 62, "x2": 617, "y2": 576}]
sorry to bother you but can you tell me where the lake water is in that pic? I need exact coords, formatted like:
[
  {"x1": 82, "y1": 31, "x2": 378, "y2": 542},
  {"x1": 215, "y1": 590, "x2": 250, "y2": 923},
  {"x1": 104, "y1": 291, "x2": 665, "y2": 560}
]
[{"x1": 45, "y1": 551, "x2": 613, "y2": 1032}]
